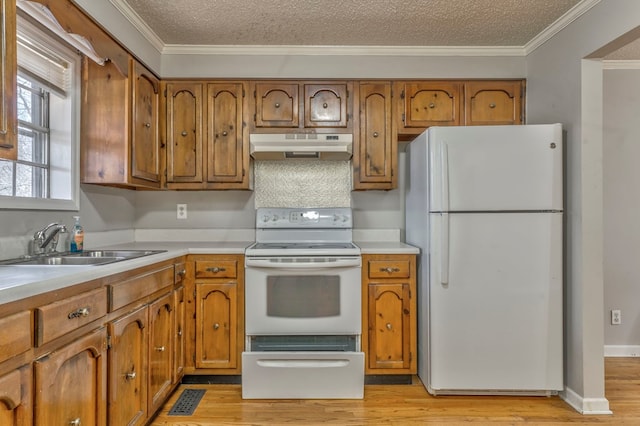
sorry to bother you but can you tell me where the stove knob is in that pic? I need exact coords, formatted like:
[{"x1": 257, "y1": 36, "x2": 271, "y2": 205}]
[
  {"x1": 333, "y1": 214, "x2": 339, "y2": 222},
  {"x1": 272, "y1": 215, "x2": 279, "y2": 222},
  {"x1": 342, "y1": 215, "x2": 350, "y2": 222},
  {"x1": 262, "y1": 215, "x2": 270, "y2": 223}
]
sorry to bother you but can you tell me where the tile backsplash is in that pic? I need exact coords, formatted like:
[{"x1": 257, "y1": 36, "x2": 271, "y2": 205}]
[{"x1": 254, "y1": 160, "x2": 351, "y2": 208}]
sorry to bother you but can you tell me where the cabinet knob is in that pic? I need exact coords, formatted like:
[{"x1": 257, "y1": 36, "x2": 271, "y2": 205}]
[
  {"x1": 214, "y1": 323, "x2": 220, "y2": 330},
  {"x1": 323, "y1": 102, "x2": 328, "y2": 108},
  {"x1": 125, "y1": 371, "x2": 137, "y2": 380},
  {"x1": 181, "y1": 130, "x2": 188, "y2": 136},
  {"x1": 222, "y1": 131, "x2": 228, "y2": 136},
  {"x1": 68, "y1": 307, "x2": 90, "y2": 319},
  {"x1": 429, "y1": 103, "x2": 436, "y2": 108},
  {"x1": 489, "y1": 103, "x2": 496, "y2": 108},
  {"x1": 145, "y1": 122, "x2": 151, "y2": 128},
  {"x1": 386, "y1": 323, "x2": 392, "y2": 330},
  {"x1": 274, "y1": 102, "x2": 280, "y2": 108},
  {"x1": 206, "y1": 267, "x2": 226, "y2": 273},
  {"x1": 373, "y1": 132, "x2": 379, "y2": 138},
  {"x1": 154, "y1": 346, "x2": 166, "y2": 352},
  {"x1": 177, "y1": 328, "x2": 182, "y2": 337},
  {"x1": 380, "y1": 267, "x2": 400, "y2": 273},
  {"x1": 178, "y1": 269, "x2": 186, "y2": 277},
  {"x1": 70, "y1": 419, "x2": 81, "y2": 426}
]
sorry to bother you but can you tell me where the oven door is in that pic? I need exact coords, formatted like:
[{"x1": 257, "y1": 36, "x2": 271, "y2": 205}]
[{"x1": 244, "y1": 256, "x2": 361, "y2": 335}]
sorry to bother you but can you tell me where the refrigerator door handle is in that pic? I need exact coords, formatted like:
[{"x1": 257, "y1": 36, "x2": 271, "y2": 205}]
[
  {"x1": 440, "y1": 141, "x2": 450, "y2": 212},
  {"x1": 440, "y1": 213, "x2": 449, "y2": 285}
]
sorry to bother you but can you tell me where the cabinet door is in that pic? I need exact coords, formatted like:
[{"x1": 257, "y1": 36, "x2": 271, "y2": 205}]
[
  {"x1": 195, "y1": 282, "x2": 237, "y2": 369},
  {"x1": 131, "y1": 60, "x2": 160, "y2": 183},
  {"x1": 254, "y1": 82, "x2": 299, "y2": 128},
  {"x1": 354, "y1": 82, "x2": 396, "y2": 190},
  {"x1": 400, "y1": 81, "x2": 461, "y2": 130},
  {"x1": 173, "y1": 285, "x2": 186, "y2": 383},
  {"x1": 0, "y1": 366, "x2": 32, "y2": 426},
  {"x1": 0, "y1": 0, "x2": 17, "y2": 159},
  {"x1": 304, "y1": 83, "x2": 349, "y2": 128},
  {"x1": 165, "y1": 82, "x2": 204, "y2": 184},
  {"x1": 108, "y1": 306, "x2": 148, "y2": 426},
  {"x1": 367, "y1": 282, "x2": 411, "y2": 370},
  {"x1": 34, "y1": 327, "x2": 107, "y2": 426},
  {"x1": 206, "y1": 82, "x2": 247, "y2": 186},
  {"x1": 148, "y1": 293, "x2": 173, "y2": 415},
  {"x1": 464, "y1": 81, "x2": 523, "y2": 125}
]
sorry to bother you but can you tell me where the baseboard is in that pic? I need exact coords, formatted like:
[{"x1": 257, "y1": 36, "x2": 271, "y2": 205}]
[
  {"x1": 561, "y1": 387, "x2": 612, "y2": 415},
  {"x1": 604, "y1": 345, "x2": 640, "y2": 357}
]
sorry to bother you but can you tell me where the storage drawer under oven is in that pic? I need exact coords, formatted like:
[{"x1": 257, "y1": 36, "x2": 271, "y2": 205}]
[{"x1": 242, "y1": 351, "x2": 364, "y2": 399}]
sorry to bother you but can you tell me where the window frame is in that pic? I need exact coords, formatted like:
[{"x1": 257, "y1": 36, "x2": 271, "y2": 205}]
[{"x1": 0, "y1": 15, "x2": 80, "y2": 211}]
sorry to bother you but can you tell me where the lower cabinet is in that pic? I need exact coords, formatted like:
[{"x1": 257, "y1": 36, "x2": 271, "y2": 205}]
[
  {"x1": 0, "y1": 365, "x2": 32, "y2": 426},
  {"x1": 34, "y1": 327, "x2": 107, "y2": 426},
  {"x1": 148, "y1": 292, "x2": 175, "y2": 414},
  {"x1": 362, "y1": 254, "x2": 417, "y2": 375},
  {"x1": 108, "y1": 306, "x2": 148, "y2": 426}
]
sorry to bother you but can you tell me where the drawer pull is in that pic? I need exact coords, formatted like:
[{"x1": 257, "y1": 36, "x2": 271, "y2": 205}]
[
  {"x1": 68, "y1": 307, "x2": 90, "y2": 319},
  {"x1": 125, "y1": 371, "x2": 137, "y2": 380},
  {"x1": 429, "y1": 102, "x2": 436, "y2": 108},
  {"x1": 154, "y1": 346, "x2": 166, "y2": 352},
  {"x1": 70, "y1": 418, "x2": 81, "y2": 426},
  {"x1": 206, "y1": 267, "x2": 226, "y2": 273},
  {"x1": 380, "y1": 267, "x2": 400, "y2": 273},
  {"x1": 386, "y1": 323, "x2": 392, "y2": 330},
  {"x1": 178, "y1": 269, "x2": 186, "y2": 277},
  {"x1": 213, "y1": 323, "x2": 220, "y2": 330}
]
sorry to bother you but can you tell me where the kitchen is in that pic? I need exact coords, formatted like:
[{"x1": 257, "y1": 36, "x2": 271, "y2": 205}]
[{"x1": 1, "y1": 0, "x2": 640, "y2": 423}]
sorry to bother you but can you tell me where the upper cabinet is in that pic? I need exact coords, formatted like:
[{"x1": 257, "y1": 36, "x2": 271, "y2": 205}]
[
  {"x1": 464, "y1": 80, "x2": 524, "y2": 125},
  {"x1": 394, "y1": 81, "x2": 462, "y2": 141},
  {"x1": 251, "y1": 81, "x2": 353, "y2": 132},
  {"x1": 82, "y1": 56, "x2": 161, "y2": 189},
  {"x1": 162, "y1": 81, "x2": 250, "y2": 190},
  {"x1": 0, "y1": 0, "x2": 17, "y2": 160}
]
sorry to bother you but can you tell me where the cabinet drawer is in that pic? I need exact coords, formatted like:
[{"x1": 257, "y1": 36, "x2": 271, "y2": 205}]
[
  {"x1": 367, "y1": 260, "x2": 411, "y2": 279},
  {"x1": 110, "y1": 265, "x2": 175, "y2": 311},
  {"x1": 195, "y1": 260, "x2": 238, "y2": 278},
  {"x1": 0, "y1": 311, "x2": 32, "y2": 363},
  {"x1": 35, "y1": 287, "x2": 107, "y2": 346}
]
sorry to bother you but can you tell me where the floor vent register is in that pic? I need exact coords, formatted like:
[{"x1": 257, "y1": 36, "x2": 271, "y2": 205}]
[{"x1": 168, "y1": 389, "x2": 206, "y2": 416}]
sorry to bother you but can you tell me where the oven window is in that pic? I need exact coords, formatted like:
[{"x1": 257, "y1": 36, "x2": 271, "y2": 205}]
[{"x1": 267, "y1": 275, "x2": 340, "y2": 318}]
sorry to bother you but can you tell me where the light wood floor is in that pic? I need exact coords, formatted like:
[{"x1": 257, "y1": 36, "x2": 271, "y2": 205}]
[{"x1": 151, "y1": 358, "x2": 640, "y2": 425}]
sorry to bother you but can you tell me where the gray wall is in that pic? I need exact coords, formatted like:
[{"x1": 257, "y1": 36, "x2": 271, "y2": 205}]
[{"x1": 603, "y1": 68, "x2": 640, "y2": 346}]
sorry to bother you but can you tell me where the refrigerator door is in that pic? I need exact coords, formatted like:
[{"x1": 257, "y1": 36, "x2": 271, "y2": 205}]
[
  {"x1": 427, "y1": 211, "x2": 563, "y2": 393},
  {"x1": 428, "y1": 124, "x2": 563, "y2": 212}
]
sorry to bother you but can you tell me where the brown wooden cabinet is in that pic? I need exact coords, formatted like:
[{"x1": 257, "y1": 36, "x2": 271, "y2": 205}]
[
  {"x1": 362, "y1": 254, "x2": 417, "y2": 375},
  {"x1": 0, "y1": 0, "x2": 17, "y2": 160},
  {"x1": 464, "y1": 80, "x2": 524, "y2": 125},
  {"x1": 0, "y1": 365, "x2": 32, "y2": 426},
  {"x1": 163, "y1": 81, "x2": 250, "y2": 189},
  {"x1": 173, "y1": 263, "x2": 187, "y2": 382},
  {"x1": 185, "y1": 255, "x2": 244, "y2": 375},
  {"x1": 394, "y1": 81, "x2": 462, "y2": 140},
  {"x1": 107, "y1": 306, "x2": 148, "y2": 426},
  {"x1": 34, "y1": 327, "x2": 107, "y2": 426},
  {"x1": 148, "y1": 292, "x2": 174, "y2": 415},
  {"x1": 82, "y1": 55, "x2": 162, "y2": 189},
  {"x1": 252, "y1": 81, "x2": 352, "y2": 132},
  {"x1": 354, "y1": 81, "x2": 396, "y2": 190}
]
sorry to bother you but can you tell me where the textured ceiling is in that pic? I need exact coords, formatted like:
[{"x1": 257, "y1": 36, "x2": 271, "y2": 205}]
[{"x1": 119, "y1": 0, "x2": 583, "y2": 47}]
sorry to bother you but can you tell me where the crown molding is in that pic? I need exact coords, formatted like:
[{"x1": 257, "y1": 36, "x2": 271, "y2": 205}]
[
  {"x1": 603, "y1": 60, "x2": 640, "y2": 70},
  {"x1": 160, "y1": 44, "x2": 526, "y2": 57},
  {"x1": 108, "y1": 0, "x2": 164, "y2": 53},
  {"x1": 524, "y1": 0, "x2": 601, "y2": 54}
]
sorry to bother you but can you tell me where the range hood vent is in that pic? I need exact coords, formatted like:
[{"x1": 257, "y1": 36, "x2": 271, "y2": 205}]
[{"x1": 250, "y1": 133, "x2": 353, "y2": 160}]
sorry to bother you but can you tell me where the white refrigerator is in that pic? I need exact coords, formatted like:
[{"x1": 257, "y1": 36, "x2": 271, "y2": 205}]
[{"x1": 405, "y1": 124, "x2": 564, "y2": 395}]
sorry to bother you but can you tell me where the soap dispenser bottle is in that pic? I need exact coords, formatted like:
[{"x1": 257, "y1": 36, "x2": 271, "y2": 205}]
[{"x1": 70, "y1": 216, "x2": 84, "y2": 253}]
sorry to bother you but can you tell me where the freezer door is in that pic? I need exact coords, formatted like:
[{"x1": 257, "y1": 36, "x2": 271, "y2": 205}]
[
  {"x1": 428, "y1": 124, "x2": 563, "y2": 212},
  {"x1": 427, "y1": 212, "x2": 563, "y2": 393}
]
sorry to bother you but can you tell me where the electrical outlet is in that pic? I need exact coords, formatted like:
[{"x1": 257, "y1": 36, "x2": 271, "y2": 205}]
[
  {"x1": 177, "y1": 204, "x2": 187, "y2": 219},
  {"x1": 611, "y1": 309, "x2": 621, "y2": 325}
]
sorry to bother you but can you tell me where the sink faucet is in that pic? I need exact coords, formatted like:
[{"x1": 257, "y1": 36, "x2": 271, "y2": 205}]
[{"x1": 30, "y1": 223, "x2": 68, "y2": 255}]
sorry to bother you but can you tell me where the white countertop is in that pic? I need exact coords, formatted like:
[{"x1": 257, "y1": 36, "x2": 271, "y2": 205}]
[{"x1": 0, "y1": 239, "x2": 418, "y2": 305}]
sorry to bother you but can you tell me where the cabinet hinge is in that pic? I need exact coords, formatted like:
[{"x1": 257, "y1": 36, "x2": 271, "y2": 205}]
[
  {"x1": 242, "y1": 168, "x2": 246, "y2": 177},
  {"x1": 164, "y1": 89, "x2": 167, "y2": 97},
  {"x1": 402, "y1": 113, "x2": 405, "y2": 122},
  {"x1": 400, "y1": 89, "x2": 405, "y2": 100},
  {"x1": 193, "y1": 289, "x2": 197, "y2": 299},
  {"x1": 106, "y1": 334, "x2": 112, "y2": 350}
]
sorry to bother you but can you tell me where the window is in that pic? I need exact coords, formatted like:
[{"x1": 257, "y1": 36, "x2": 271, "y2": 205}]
[{"x1": 0, "y1": 15, "x2": 80, "y2": 210}]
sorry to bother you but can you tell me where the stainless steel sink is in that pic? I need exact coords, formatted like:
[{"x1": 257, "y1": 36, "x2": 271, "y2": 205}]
[{"x1": 0, "y1": 249, "x2": 167, "y2": 266}]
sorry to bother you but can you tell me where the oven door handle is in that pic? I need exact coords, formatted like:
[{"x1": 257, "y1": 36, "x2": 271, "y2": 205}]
[{"x1": 245, "y1": 257, "x2": 361, "y2": 269}]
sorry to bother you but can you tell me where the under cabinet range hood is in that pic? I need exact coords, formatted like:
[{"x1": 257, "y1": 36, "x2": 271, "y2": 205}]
[{"x1": 250, "y1": 133, "x2": 353, "y2": 160}]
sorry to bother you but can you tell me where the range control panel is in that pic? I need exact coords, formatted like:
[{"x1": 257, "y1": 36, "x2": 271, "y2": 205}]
[{"x1": 256, "y1": 208, "x2": 353, "y2": 228}]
